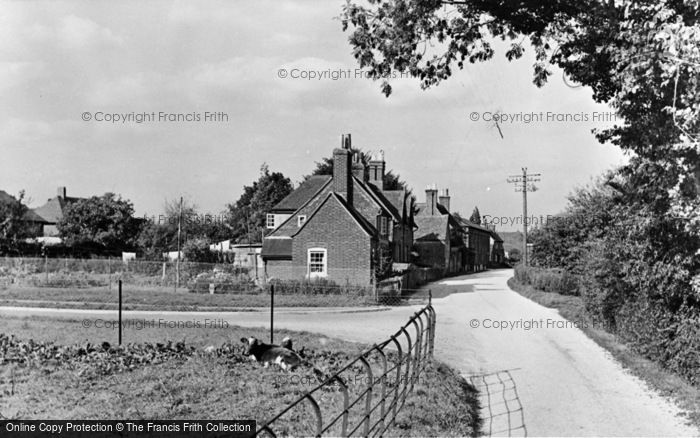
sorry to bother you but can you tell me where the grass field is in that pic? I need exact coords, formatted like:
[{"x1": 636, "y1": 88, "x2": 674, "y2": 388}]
[
  {"x1": 508, "y1": 277, "x2": 700, "y2": 429},
  {"x1": 0, "y1": 314, "x2": 481, "y2": 436},
  {"x1": 0, "y1": 285, "x2": 376, "y2": 310}
]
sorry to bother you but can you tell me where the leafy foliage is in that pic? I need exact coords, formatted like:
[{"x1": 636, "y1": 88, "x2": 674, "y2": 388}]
[
  {"x1": 340, "y1": 1, "x2": 700, "y2": 278},
  {"x1": 514, "y1": 265, "x2": 579, "y2": 296},
  {"x1": 0, "y1": 191, "x2": 38, "y2": 250},
  {"x1": 226, "y1": 164, "x2": 293, "y2": 243},
  {"x1": 57, "y1": 193, "x2": 143, "y2": 253},
  {"x1": 137, "y1": 199, "x2": 229, "y2": 260},
  {"x1": 307, "y1": 149, "x2": 407, "y2": 190},
  {"x1": 341, "y1": 0, "x2": 700, "y2": 384},
  {"x1": 468, "y1": 206, "x2": 481, "y2": 224}
]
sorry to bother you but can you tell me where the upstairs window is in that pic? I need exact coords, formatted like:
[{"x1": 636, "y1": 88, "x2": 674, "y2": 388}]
[
  {"x1": 266, "y1": 214, "x2": 275, "y2": 229},
  {"x1": 298, "y1": 215, "x2": 307, "y2": 227},
  {"x1": 307, "y1": 248, "x2": 327, "y2": 277},
  {"x1": 380, "y1": 216, "x2": 389, "y2": 236}
]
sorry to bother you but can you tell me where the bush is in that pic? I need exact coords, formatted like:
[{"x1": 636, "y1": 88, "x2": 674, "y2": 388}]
[
  {"x1": 187, "y1": 269, "x2": 256, "y2": 294},
  {"x1": 514, "y1": 265, "x2": 580, "y2": 296},
  {"x1": 267, "y1": 278, "x2": 370, "y2": 296}
]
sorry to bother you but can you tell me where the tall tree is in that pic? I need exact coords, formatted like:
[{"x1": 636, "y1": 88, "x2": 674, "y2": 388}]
[
  {"x1": 469, "y1": 207, "x2": 481, "y2": 225},
  {"x1": 340, "y1": 0, "x2": 700, "y2": 294},
  {"x1": 307, "y1": 149, "x2": 407, "y2": 190},
  {"x1": 57, "y1": 193, "x2": 142, "y2": 252},
  {"x1": 0, "y1": 190, "x2": 37, "y2": 248},
  {"x1": 226, "y1": 164, "x2": 293, "y2": 243}
]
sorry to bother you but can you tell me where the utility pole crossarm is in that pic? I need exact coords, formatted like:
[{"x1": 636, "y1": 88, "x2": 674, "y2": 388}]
[{"x1": 506, "y1": 167, "x2": 542, "y2": 267}]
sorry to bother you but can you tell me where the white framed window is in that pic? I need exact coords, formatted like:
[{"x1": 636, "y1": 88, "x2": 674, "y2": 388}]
[
  {"x1": 298, "y1": 215, "x2": 307, "y2": 227},
  {"x1": 380, "y1": 216, "x2": 389, "y2": 236},
  {"x1": 266, "y1": 214, "x2": 275, "y2": 229},
  {"x1": 307, "y1": 248, "x2": 327, "y2": 278}
]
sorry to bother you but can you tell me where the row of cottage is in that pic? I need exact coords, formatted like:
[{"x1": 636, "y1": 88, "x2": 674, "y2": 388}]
[{"x1": 261, "y1": 134, "x2": 505, "y2": 286}]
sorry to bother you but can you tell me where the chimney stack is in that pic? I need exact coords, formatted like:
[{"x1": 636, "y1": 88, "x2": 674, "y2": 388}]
[
  {"x1": 368, "y1": 150, "x2": 385, "y2": 190},
  {"x1": 425, "y1": 184, "x2": 438, "y2": 215},
  {"x1": 333, "y1": 134, "x2": 352, "y2": 203},
  {"x1": 57, "y1": 186, "x2": 66, "y2": 199},
  {"x1": 439, "y1": 188, "x2": 450, "y2": 212},
  {"x1": 352, "y1": 152, "x2": 365, "y2": 181}
]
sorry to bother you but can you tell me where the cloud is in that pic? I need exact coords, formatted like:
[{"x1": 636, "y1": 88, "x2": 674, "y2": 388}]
[{"x1": 57, "y1": 15, "x2": 124, "y2": 49}]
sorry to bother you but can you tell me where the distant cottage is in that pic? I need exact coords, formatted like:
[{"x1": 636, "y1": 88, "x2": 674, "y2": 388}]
[
  {"x1": 262, "y1": 134, "x2": 414, "y2": 286},
  {"x1": 31, "y1": 187, "x2": 84, "y2": 237}
]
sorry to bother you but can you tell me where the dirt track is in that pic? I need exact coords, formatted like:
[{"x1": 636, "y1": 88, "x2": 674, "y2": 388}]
[{"x1": 1, "y1": 269, "x2": 697, "y2": 436}]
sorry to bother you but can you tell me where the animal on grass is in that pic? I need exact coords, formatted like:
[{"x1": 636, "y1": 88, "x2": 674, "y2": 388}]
[{"x1": 240, "y1": 337, "x2": 302, "y2": 371}]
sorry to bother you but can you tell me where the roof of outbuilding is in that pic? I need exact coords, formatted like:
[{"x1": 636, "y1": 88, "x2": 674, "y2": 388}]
[{"x1": 271, "y1": 175, "x2": 331, "y2": 212}]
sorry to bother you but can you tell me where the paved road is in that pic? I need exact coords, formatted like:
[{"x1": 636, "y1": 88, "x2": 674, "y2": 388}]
[{"x1": 1, "y1": 269, "x2": 697, "y2": 436}]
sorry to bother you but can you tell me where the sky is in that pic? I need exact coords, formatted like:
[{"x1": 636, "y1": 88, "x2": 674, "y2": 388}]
[{"x1": 1, "y1": 0, "x2": 628, "y2": 231}]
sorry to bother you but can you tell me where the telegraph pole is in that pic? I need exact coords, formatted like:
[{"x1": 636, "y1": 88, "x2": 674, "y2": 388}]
[
  {"x1": 507, "y1": 168, "x2": 541, "y2": 266},
  {"x1": 175, "y1": 196, "x2": 183, "y2": 290}
]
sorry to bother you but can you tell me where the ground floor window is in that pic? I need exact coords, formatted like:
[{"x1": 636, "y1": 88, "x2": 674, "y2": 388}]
[{"x1": 307, "y1": 248, "x2": 327, "y2": 277}]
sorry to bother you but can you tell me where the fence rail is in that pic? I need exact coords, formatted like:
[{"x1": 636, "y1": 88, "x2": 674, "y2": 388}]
[{"x1": 256, "y1": 302, "x2": 436, "y2": 437}]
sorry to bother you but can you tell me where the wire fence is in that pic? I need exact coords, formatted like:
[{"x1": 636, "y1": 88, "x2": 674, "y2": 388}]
[
  {"x1": 467, "y1": 369, "x2": 527, "y2": 437},
  {"x1": 0, "y1": 256, "x2": 255, "y2": 290},
  {"x1": 256, "y1": 302, "x2": 436, "y2": 437},
  {"x1": 0, "y1": 257, "x2": 434, "y2": 308}
]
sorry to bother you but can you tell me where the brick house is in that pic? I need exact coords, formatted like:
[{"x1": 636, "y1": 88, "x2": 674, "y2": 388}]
[
  {"x1": 261, "y1": 134, "x2": 415, "y2": 286},
  {"x1": 413, "y1": 187, "x2": 467, "y2": 275}
]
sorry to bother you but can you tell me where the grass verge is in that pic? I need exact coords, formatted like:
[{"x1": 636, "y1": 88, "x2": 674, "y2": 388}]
[
  {"x1": 0, "y1": 314, "x2": 480, "y2": 437},
  {"x1": 0, "y1": 286, "x2": 376, "y2": 310},
  {"x1": 508, "y1": 277, "x2": 700, "y2": 429}
]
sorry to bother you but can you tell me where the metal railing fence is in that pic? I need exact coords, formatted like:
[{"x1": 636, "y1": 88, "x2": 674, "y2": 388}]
[{"x1": 256, "y1": 302, "x2": 436, "y2": 437}]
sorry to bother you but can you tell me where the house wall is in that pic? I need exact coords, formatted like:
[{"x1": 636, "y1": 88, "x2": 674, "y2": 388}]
[
  {"x1": 265, "y1": 259, "x2": 296, "y2": 280},
  {"x1": 291, "y1": 199, "x2": 374, "y2": 286},
  {"x1": 414, "y1": 241, "x2": 446, "y2": 269},
  {"x1": 392, "y1": 223, "x2": 413, "y2": 263},
  {"x1": 43, "y1": 224, "x2": 59, "y2": 237},
  {"x1": 272, "y1": 184, "x2": 333, "y2": 237},
  {"x1": 466, "y1": 228, "x2": 491, "y2": 271}
]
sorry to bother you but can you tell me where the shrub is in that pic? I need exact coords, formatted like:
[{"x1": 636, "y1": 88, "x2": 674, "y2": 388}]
[
  {"x1": 514, "y1": 265, "x2": 580, "y2": 296},
  {"x1": 267, "y1": 278, "x2": 370, "y2": 296},
  {"x1": 187, "y1": 269, "x2": 256, "y2": 294}
]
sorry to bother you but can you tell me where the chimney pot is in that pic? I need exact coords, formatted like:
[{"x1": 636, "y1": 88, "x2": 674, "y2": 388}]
[
  {"x1": 368, "y1": 149, "x2": 386, "y2": 190},
  {"x1": 439, "y1": 188, "x2": 450, "y2": 212},
  {"x1": 57, "y1": 187, "x2": 66, "y2": 199},
  {"x1": 425, "y1": 185, "x2": 438, "y2": 216},
  {"x1": 341, "y1": 133, "x2": 352, "y2": 150}
]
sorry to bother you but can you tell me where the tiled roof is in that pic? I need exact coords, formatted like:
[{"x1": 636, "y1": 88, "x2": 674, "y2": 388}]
[
  {"x1": 32, "y1": 196, "x2": 82, "y2": 223},
  {"x1": 381, "y1": 190, "x2": 405, "y2": 213},
  {"x1": 292, "y1": 192, "x2": 375, "y2": 238},
  {"x1": 414, "y1": 216, "x2": 449, "y2": 241},
  {"x1": 261, "y1": 237, "x2": 292, "y2": 260},
  {"x1": 356, "y1": 179, "x2": 401, "y2": 222},
  {"x1": 333, "y1": 193, "x2": 376, "y2": 236},
  {"x1": 271, "y1": 175, "x2": 331, "y2": 212},
  {"x1": 459, "y1": 218, "x2": 492, "y2": 233},
  {"x1": 1, "y1": 190, "x2": 50, "y2": 222},
  {"x1": 0, "y1": 190, "x2": 16, "y2": 204}
]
